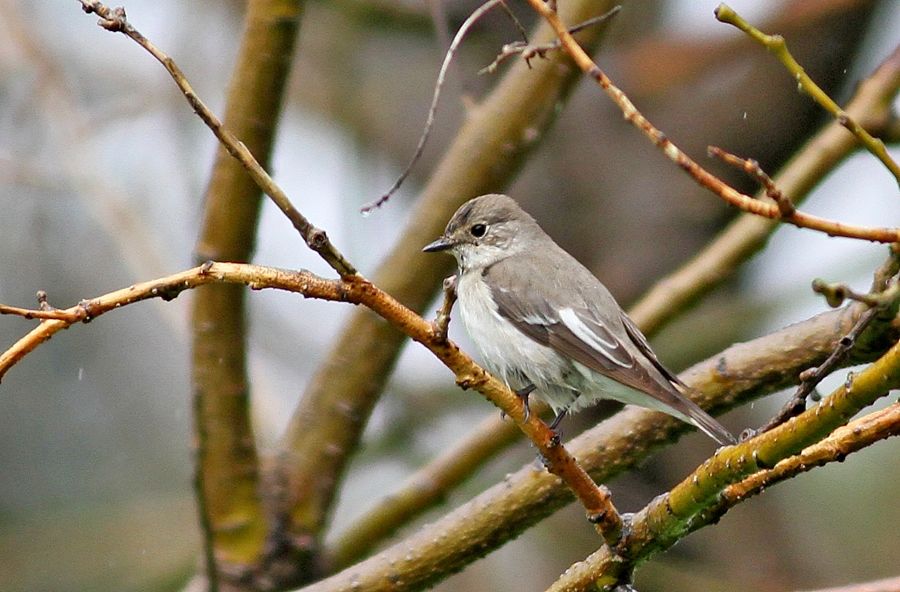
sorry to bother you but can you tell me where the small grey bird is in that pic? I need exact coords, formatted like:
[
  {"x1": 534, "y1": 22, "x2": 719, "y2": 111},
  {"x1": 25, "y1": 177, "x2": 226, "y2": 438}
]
[{"x1": 423, "y1": 194, "x2": 735, "y2": 445}]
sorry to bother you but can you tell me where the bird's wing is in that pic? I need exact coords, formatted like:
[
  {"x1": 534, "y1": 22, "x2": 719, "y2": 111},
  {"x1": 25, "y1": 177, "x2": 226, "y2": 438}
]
[
  {"x1": 484, "y1": 259, "x2": 669, "y2": 397},
  {"x1": 619, "y1": 310, "x2": 687, "y2": 388},
  {"x1": 484, "y1": 258, "x2": 736, "y2": 445}
]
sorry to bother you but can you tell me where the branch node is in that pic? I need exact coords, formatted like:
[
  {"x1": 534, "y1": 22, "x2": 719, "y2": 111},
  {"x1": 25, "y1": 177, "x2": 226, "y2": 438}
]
[
  {"x1": 708, "y1": 145, "x2": 795, "y2": 217},
  {"x1": 36, "y1": 291, "x2": 51, "y2": 311}
]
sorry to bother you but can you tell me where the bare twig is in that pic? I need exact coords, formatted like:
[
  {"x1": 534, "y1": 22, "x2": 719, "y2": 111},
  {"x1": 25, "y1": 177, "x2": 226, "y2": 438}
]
[
  {"x1": 361, "y1": 0, "x2": 505, "y2": 213},
  {"x1": 480, "y1": 7, "x2": 621, "y2": 75},
  {"x1": 708, "y1": 146, "x2": 795, "y2": 217},
  {"x1": 431, "y1": 274, "x2": 457, "y2": 340},
  {"x1": 524, "y1": 0, "x2": 900, "y2": 243},
  {"x1": 629, "y1": 46, "x2": 900, "y2": 336},
  {"x1": 745, "y1": 307, "x2": 880, "y2": 440},
  {"x1": 714, "y1": 3, "x2": 900, "y2": 186},
  {"x1": 812, "y1": 278, "x2": 900, "y2": 309},
  {"x1": 0, "y1": 302, "x2": 81, "y2": 322},
  {"x1": 76, "y1": 0, "x2": 356, "y2": 277},
  {"x1": 745, "y1": 254, "x2": 900, "y2": 438},
  {"x1": 497, "y1": 0, "x2": 529, "y2": 44}
]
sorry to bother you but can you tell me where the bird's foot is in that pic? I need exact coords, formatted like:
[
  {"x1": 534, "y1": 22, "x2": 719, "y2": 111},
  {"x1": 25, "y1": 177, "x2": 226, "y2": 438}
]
[{"x1": 514, "y1": 384, "x2": 536, "y2": 421}]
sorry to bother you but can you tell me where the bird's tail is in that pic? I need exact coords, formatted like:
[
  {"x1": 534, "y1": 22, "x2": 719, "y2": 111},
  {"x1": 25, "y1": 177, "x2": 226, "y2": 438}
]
[{"x1": 677, "y1": 396, "x2": 736, "y2": 446}]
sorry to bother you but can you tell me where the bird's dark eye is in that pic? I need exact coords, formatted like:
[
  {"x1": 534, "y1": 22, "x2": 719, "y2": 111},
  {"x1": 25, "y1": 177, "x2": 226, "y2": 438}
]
[{"x1": 470, "y1": 223, "x2": 487, "y2": 238}]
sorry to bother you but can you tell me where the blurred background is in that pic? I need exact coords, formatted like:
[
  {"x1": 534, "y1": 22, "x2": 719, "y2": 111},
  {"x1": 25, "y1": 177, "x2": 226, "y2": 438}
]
[{"x1": 0, "y1": 0, "x2": 898, "y2": 590}]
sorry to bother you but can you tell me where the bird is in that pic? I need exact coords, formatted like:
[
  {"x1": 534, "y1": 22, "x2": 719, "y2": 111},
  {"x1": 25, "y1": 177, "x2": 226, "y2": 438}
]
[{"x1": 423, "y1": 194, "x2": 735, "y2": 445}]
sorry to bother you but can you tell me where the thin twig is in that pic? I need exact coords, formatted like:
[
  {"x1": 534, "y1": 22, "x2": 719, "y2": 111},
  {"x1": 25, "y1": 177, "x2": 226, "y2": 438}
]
[
  {"x1": 497, "y1": 0, "x2": 529, "y2": 44},
  {"x1": 361, "y1": 0, "x2": 505, "y2": 213},
  {"x1": 0, "y1": 303, "x2": 80, "y2": 322},
  {"x1": 431, "y1": 274, "x2": 457, "y2": 340},
  {"x1": 746, "y1": 255, "x2": 899, "y2": 438},
  {"x1": 745, "y1": 306, "x2": 880, "y2": 439},
  {"x1": 76, "y1": 0, "x2": 356, "y2": 277},
  {"x1": 629, "y1": 47, "x2": 900, "y2": 336},
  {"x1": 812, "y1": 278, "x2": 900, "y2": 309},
  {"x1": 524, "y1": 0, "x2": 900, "y2": 243},
  {"x1": 714, "y1": 3, "x2": 900, "y2": 186},
  {"x1": 708, "y1": 146, "x2": 795, "y2": 217},
  {"x1": 480, "y1": 7, "x2": 621, "y2": 75}
]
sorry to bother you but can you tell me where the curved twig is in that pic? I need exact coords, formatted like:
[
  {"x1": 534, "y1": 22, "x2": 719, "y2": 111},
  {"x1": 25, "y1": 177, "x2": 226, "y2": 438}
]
[{"x1": 361, "y1": 0, "x2": 505, "y2": 212}]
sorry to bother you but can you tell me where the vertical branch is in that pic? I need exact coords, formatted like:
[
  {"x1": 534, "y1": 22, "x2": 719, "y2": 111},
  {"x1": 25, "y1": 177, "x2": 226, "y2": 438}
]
[{"x1": 191, "y1": 0, "x2": 303, "y2": 589}]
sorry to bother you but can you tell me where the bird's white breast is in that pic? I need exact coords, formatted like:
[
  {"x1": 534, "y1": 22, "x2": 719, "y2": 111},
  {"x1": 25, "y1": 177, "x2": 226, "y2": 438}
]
[{"x1": 455, "y1": 270, "x2": 579, "y2": 411}]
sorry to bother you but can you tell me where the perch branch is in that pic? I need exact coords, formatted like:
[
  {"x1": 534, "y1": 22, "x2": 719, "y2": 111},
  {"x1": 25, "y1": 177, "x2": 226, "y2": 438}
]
[
  {"x1": 524, "y1": 0, "x2": 900, "y2": 243},
  {"x1": 0, "y1": 262, "x2": 623, "y2": 547},
  {"x1": 714, "y1": 3, "x2": 900, "y2": 185}
]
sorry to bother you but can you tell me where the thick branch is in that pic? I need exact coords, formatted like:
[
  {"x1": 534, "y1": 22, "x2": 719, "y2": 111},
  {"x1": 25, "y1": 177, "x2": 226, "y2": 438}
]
[
  {"x1": 294, "y1": 303, "x2": 899, "y2": 592},
  {"x1": 549, "y1": 401, "x2": 900, "y2": 591},
  {"x1": 187, "y1": 0, "x2": 304, "y2": 588}
]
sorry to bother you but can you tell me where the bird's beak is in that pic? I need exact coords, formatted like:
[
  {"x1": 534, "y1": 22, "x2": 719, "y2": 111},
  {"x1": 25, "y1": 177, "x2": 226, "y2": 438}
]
[{"x1": 423, "y1": 236, "x2": 453, "y2": 253}]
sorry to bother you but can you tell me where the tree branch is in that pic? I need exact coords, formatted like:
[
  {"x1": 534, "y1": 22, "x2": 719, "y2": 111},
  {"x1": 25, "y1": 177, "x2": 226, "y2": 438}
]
[
  {"x1": 549, "y1": 401, "x2": 900, "y2": 591},
  {"x1": 714, "y1": 3, "x2": 900, "y2": 185},
  {"x1": 0, "y1": 259, "x2": 622, "y2": 558},
  {"x1": 628, "y1": 44, "x2": 900, "y2": 335},
  {"x1": 185, "y1": 0, "x2": 305, "y2": 588},
  {"x1": 524, "y1": 0, "x2": 900, "y2": 243},
  {"x1": 76, "y1": 0, "x2": 355, "y2": 277}
]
